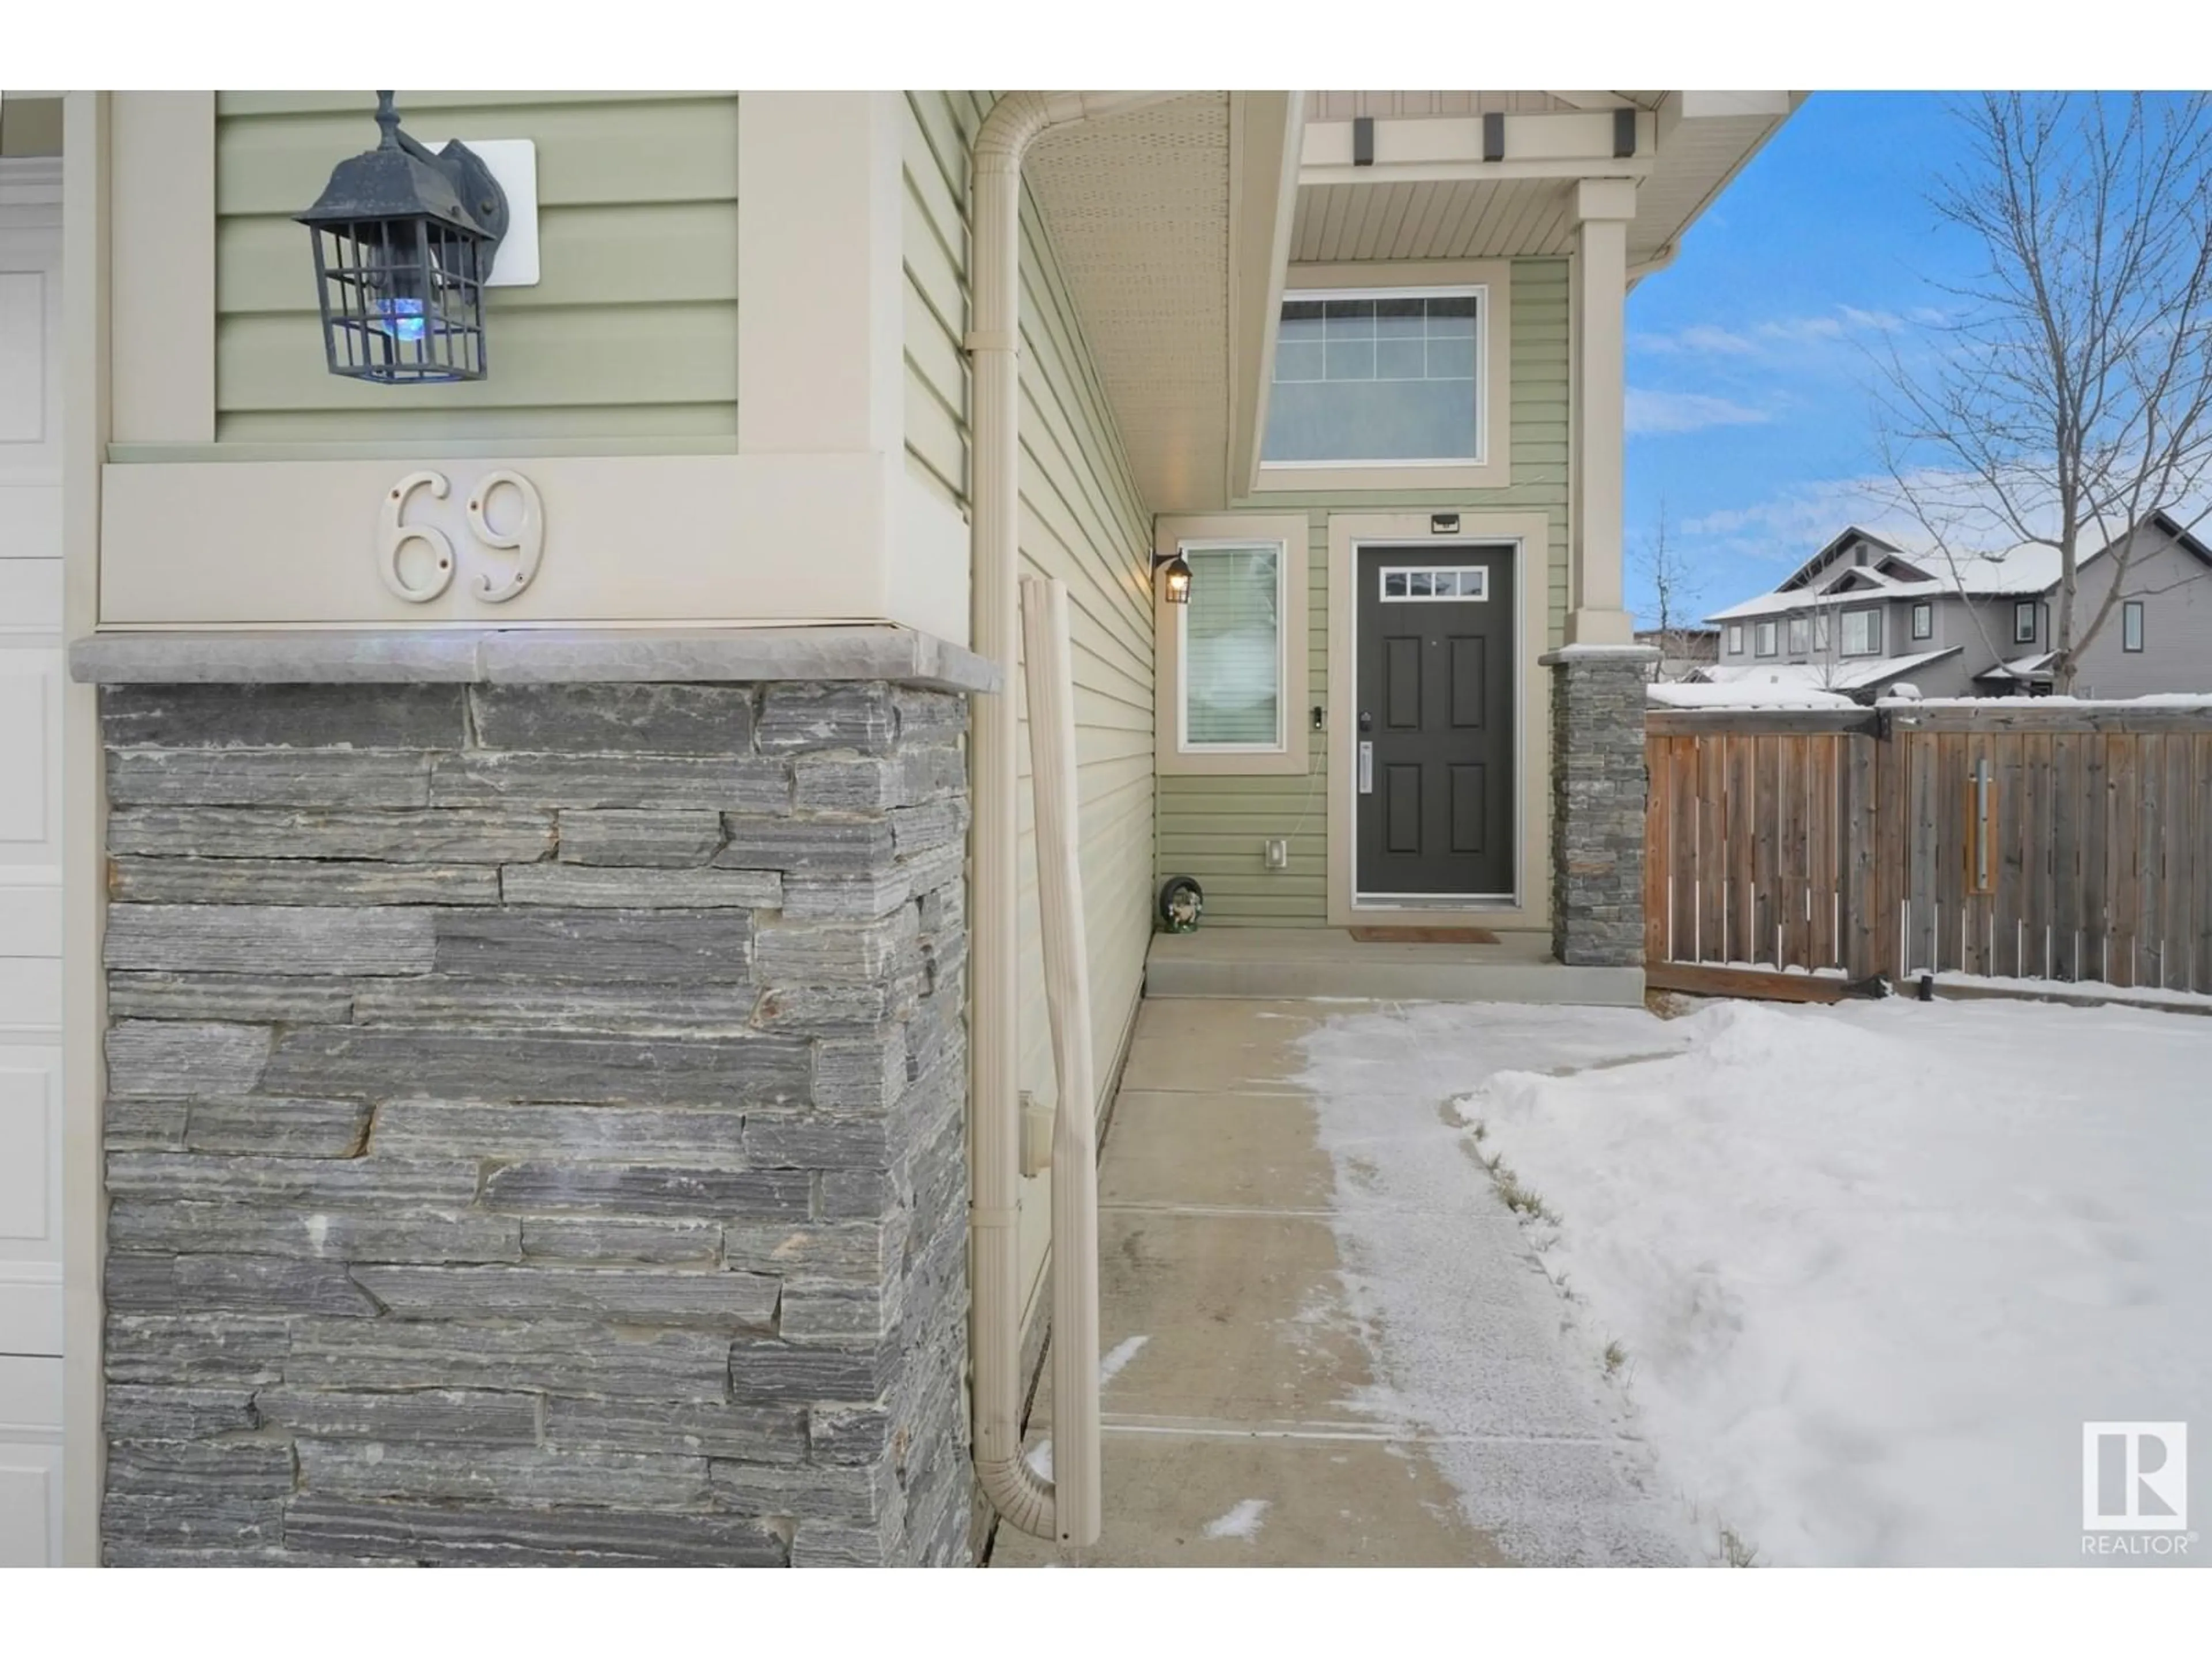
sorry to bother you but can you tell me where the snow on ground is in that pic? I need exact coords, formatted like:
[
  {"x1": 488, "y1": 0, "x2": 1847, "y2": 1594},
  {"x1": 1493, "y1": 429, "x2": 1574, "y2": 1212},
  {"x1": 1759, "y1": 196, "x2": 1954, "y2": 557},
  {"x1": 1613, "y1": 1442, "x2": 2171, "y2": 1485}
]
[
  {"x1": 1459, "y1": 997, "x2": 2212, "y2": 1566},
  {"x1": 1021, "y1": 1336, "x2": 1155, "y2": 1487},
  {"x1": 1099, "y1": 1335, "x2": 1150, "y2": 1385},
  {"x1": 1200, "y1": 1499, "x2": 1271, "y2": 1540},
  {"x1": 1294, "y1": 1002, "x2": 1709, "y2": 1565},
  {"x1": 1649, "y1": 681, "x2": 1859, "y2": 710},
  {"x1": 1929, "y1": 972, "x2": 2212, "y2": 1013}
]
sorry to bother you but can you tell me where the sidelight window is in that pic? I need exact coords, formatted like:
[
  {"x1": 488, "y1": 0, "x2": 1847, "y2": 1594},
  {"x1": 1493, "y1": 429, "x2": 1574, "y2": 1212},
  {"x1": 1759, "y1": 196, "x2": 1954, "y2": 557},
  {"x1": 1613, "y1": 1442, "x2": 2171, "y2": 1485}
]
[{"x1": 1179, "y1": 543, "x2": 1286, "y2": 752}]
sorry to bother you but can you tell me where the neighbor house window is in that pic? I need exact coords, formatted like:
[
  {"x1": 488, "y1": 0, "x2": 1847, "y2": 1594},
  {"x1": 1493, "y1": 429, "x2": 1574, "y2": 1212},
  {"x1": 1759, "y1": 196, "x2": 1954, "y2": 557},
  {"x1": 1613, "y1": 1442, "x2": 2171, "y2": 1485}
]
[
  {"x1": 1263, "y1": 288, "x2": 1482, "y2": 467},
  {"x1": 1755, "y1": 620, "x2": 1778, "y2": 657},
  {"x1": 2123, "y1": 600, "x2": 2145, "y2": 652},
  {"x1": 2014, "y1": 601, "x2": 2037, "y2": 644},
  {"x1": 1841, "y1": 607, "x2": 1883, "y2": 657},
  {"x1": 1815, "y1": 612, "x2": 1831, "y2": 652},
  {"x1": 1726, "y1": 623, "x2": 1744, "y2": 656},
  {"x1": 1178, "y1": 543, "x2": 1285, "y2": 752},
  {"x1": 1911, "y1": 601, "x2": 1932, "y2": 641},
  {"x1": 1787, "y1": 616, "x2": 1809, "y2": 654}
]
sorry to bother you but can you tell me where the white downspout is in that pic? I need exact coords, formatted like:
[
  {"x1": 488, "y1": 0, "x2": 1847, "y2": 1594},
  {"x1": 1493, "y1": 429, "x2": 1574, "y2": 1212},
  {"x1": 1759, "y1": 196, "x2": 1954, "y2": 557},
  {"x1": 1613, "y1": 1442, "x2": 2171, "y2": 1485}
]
[{"x1": 968, "y1": 89, "x2": 1178, "y2": 1543}]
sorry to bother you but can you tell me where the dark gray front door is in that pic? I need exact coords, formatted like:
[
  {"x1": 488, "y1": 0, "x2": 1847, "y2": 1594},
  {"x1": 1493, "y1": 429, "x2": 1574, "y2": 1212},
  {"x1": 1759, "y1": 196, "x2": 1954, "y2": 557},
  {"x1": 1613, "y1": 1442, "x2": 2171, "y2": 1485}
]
[{"x1": 1354, "y1": 544, "x2": 1514, "y2": 898}]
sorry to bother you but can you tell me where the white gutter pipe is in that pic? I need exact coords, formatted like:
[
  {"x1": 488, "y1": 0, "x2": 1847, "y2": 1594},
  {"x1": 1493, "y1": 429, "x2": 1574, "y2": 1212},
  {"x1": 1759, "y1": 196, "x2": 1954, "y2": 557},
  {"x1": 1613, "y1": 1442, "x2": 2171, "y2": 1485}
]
[{"x1": 968, "y1": 90, "x2": 1180, "y2": 1543}]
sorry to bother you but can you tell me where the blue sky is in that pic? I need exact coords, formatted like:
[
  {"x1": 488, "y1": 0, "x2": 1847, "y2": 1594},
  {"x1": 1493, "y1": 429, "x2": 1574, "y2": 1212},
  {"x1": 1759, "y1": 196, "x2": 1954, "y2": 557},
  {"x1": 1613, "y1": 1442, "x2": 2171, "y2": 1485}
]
[{"x1": 1624, "y1": 93, "x2": 1987, "y2": 626}]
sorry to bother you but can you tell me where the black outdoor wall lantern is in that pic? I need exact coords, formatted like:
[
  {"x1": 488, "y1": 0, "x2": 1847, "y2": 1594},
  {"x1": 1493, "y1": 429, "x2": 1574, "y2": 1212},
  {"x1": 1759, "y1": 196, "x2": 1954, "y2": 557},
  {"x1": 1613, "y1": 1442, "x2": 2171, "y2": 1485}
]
[
  {"x1": 1158, "y1": 551, "x2": 1193, "y2": 604},
  {"x1": 296, "y1": 92, "x2": 510, "y2": 384}
]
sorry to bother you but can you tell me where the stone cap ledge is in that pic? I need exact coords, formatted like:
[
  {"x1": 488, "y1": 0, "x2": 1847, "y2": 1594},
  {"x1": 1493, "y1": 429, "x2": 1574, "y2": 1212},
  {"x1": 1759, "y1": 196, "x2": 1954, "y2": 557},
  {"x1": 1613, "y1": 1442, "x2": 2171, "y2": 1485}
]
[
  {"x1": 1538, "y1": 644, "x2": 1661, "y2": 666},
  {"x1": 68, "y1": 626, "x2": 1001, "y2": 695}
]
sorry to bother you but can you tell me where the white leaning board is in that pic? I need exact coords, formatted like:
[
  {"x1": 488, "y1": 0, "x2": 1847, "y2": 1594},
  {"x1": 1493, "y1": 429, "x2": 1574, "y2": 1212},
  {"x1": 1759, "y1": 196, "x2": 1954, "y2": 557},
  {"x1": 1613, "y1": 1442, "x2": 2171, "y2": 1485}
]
[{"x1": 0, "y1": 169, "x2": 66, "y2": 1567}]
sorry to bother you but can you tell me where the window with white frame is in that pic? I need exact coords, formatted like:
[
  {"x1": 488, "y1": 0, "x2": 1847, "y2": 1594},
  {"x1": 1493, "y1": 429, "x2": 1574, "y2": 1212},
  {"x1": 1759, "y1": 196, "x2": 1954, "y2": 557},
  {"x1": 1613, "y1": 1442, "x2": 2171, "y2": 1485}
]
[
  {"x1": 1755, "y1": 619, "x2": 1778, "y2": 657},
  {"x1": 2123, "y1": 599, "x2": 2146, "y2": 652},
  {"x1": 1178, "y1": 543, "x2": 1285, "y2": 752},
  {"x1": 2014, "y1": 600, "x2": 2038, "y2": 644},
  {"x1": 1841, "y1": 607, "x2": 1883, "y2": 657},
  {"x1": 1911, "y1": 601, "x2": 1932, "y2": 641},
  {"x1": 1787, "y1": 615, "x2": 1809, "y2": 654},
  {"x1": 1380, "y1": 566, "x2": 1488, "y2": 601},
  {"x1": 1726, "y1": 622, "x2": 1744, "y2": 656},
  {"x1": 1815, "y1": 612, "x2": 1831, "y2": 652},
  {"x1": 1263, "y1": 288, "x2": 1482, "y2": 467}
]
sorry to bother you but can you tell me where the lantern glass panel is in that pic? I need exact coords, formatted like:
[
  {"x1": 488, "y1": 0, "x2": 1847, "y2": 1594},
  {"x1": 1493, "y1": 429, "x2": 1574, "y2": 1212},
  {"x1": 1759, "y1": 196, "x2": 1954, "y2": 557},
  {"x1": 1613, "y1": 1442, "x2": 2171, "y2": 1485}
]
[{"x1": 309, "y1": 214, "x2": 490, "y2": 384}]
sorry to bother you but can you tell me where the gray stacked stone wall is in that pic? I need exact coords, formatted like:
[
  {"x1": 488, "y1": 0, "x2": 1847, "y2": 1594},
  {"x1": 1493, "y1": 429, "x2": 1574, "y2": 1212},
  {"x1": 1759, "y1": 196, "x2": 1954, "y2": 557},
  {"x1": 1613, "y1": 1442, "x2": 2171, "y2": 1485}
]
[
  {"x1": 1543, "y1": 649, "x2": 1653, "y2": 967},
  {"x1": 96, "y1": 679, "x2": 972, "y2": 1567}
]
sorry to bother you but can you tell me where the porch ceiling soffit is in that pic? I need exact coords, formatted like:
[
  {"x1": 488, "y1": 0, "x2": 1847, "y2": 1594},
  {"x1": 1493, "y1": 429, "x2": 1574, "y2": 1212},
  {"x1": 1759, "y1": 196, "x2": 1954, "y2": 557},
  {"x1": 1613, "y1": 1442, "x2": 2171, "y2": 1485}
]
[
  {"x1": 1293, "y1": 93, "x2": 1801, "y2": 268},
  {"x1": 1024, "y1": 92, "x2": 1237, "y2": 515},
  {"x1": 1305, "y1": 92, "x2": 1666, "y2": 119}
]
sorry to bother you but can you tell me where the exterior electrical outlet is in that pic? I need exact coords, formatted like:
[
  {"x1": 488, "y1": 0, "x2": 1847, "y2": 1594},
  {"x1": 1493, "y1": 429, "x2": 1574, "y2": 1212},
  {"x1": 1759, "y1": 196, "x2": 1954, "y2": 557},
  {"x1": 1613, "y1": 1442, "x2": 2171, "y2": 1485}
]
[{"x1": 1265, "y1": 838, "x2": 1290, "y2": 870}]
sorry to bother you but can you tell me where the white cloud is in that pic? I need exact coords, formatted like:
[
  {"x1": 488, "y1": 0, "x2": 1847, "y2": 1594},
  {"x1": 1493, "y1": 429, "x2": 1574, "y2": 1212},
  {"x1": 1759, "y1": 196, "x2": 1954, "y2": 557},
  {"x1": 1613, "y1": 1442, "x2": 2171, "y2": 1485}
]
[
  {"x1": 1635, "y1": 308, "x2": 1914, "y2": 358},
  {"x1": 1633, "y1": 323, "x2": 1758, "y2": 355},
  {"x1": 1682, "y1": 476, "x2": 1899, "y2": 547},
  {"x1": 1626, "y1": 389, "x2": 1773, "y2": 436},
  {"x1": 1753, "y1": 315, "x2": 1847, "y2": 344},
  {"x1": 1839, "y1": 304, "x2": 1906, "y2": 332}
]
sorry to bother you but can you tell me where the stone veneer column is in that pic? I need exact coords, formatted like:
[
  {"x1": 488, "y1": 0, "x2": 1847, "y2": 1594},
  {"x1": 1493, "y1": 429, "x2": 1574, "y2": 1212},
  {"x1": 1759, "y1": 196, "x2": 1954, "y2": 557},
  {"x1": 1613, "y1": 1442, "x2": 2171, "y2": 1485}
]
[
  {"x1": 1540, "y1": 645, "x2": 1657, "y2": 967},
  {"x1": 74, "y1": 630, "x2": 991, "y2": 1568}
]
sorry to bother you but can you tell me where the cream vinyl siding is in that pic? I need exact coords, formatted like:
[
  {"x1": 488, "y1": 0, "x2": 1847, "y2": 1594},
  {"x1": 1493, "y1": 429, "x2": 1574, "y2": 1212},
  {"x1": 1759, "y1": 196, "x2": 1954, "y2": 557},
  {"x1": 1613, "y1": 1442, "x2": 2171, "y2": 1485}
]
[
  {"x1": 906, "y1": 94, "x2": 1155, "y2": 1309},
  {"x1": 1157, "y1": 257, "x2": 1569, "y2": 927},
  {"x1": 211, "y1": 91, "x2": 740, "y2": 444}
]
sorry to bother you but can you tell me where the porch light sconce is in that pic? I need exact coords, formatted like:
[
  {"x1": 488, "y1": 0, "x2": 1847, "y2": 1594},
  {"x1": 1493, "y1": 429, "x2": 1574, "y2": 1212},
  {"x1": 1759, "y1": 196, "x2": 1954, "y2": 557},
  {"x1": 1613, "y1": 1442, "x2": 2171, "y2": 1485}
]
[
  {"x1": 1158, "y1": 551, "x2": 1193, "y2": 605},
  {"x1": 296, "y1": 92, "x2": 510, "y2": 384}
]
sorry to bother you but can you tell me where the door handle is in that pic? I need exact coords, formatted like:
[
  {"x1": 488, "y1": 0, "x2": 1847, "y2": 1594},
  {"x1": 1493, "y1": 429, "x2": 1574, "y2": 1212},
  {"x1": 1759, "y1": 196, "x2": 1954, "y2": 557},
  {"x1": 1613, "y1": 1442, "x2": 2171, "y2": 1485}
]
[{"x1": 1358, "y1": 741, "x2": 1374, "y2": 794}]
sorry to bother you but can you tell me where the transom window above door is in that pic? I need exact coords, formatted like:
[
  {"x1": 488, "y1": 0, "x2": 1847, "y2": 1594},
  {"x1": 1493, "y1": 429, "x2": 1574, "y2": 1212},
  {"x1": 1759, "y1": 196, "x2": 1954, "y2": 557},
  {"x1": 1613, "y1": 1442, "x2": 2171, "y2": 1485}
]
[
  {"x1": 1263, "y1": 287, "x2": 1484, "y2": 468},
  {"x1": 1380, "y1": 566, "x2": 1488, "y2": 601}
]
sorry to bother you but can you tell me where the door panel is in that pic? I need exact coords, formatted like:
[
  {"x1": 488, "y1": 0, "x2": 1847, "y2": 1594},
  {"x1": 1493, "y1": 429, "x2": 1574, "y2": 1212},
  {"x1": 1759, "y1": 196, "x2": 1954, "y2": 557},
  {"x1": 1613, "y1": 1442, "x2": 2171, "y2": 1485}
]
[
  {"x1": 1450, "y1": 764, "x2": 1487, "y2": 853},
  {"x1": 0, "y1": 1356, "x2": 64, "y2": 1566},
  {"x1": 1384, "y1": 636, "x2": 1422, "y2": 728},
  {"x1": 1384, "y1": 764, "x2": 1422, "y2": 853},
  {"x1": 1449, "y1": 635, "x2": 1486, "y2": 726},
  {"x1": 1355, "y1": 545, "x2": 1514, "y2": 897}
]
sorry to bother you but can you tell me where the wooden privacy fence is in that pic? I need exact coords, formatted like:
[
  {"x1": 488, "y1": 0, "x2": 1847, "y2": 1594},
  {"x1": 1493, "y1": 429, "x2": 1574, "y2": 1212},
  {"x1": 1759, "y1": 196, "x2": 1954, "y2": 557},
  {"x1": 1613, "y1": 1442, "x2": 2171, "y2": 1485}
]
[{"x1": 1645, "y1": 704, "x2": 2212, "y2": 994}]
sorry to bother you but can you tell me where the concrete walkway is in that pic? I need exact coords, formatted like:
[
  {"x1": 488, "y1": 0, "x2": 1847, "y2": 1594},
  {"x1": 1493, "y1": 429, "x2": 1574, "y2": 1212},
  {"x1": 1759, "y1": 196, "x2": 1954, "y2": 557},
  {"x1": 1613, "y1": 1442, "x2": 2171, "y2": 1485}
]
[{"x1": 990, "y1": 997, "x2": 1697, "y2": 1568}]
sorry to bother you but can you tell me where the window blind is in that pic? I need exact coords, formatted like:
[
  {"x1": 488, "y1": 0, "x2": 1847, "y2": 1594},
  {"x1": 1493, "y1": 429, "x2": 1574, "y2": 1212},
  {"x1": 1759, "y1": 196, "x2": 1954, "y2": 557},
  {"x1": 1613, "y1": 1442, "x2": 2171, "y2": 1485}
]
[{"x1": 1183, "y1": 544, "x2": 1282, "y2": 748}]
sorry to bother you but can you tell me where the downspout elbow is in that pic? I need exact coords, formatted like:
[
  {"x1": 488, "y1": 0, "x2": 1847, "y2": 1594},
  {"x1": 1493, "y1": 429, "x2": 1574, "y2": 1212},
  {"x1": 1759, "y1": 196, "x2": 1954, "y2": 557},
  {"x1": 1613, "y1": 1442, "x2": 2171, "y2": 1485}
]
[{"x1": 975, "y1": 1448, "x2": 1056, "y2": 1539}]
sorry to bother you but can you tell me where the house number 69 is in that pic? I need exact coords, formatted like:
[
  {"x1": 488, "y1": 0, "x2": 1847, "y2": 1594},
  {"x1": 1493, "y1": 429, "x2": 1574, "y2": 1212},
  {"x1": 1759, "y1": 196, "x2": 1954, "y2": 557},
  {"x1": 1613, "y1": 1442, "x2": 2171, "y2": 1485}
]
[{"x1": 378, "y1": 469, "x2": 545, "y2": 604}]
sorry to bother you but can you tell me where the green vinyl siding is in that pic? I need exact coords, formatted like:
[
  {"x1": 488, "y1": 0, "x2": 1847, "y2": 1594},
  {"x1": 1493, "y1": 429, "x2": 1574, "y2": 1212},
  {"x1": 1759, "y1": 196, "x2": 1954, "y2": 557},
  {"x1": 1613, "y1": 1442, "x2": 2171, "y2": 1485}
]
[
  {"x1": 1157, "y1": 258, "x2": 1569, "y2": 927},
  {"x1": 212, "y1": 91, "x2": 739, "y2": 444},
  {"x1": 906, "y1": 95, "x2": 1155, "y2": 1311}
]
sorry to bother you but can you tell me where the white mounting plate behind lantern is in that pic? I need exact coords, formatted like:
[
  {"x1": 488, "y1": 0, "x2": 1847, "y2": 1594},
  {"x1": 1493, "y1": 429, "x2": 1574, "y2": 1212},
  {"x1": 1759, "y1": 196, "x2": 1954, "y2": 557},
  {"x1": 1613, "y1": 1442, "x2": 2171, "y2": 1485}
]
[{"x1": 415, "y1": 137, "x2": 539, "y2": 287}]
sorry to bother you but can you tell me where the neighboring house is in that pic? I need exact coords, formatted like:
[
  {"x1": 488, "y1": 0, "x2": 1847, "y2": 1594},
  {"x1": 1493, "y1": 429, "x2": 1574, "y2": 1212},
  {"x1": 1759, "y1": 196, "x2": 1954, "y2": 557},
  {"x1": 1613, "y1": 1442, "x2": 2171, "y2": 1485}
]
[
  {"x1": 1636, "y1": 623, "x2": 1718, "y2": 681},
  {"x1": 1701, "y1": 514, "x2": 2212, "y2": 700},
  {"x1": 0, "y1": 88, "x2": 1798, "y2": 1567}
]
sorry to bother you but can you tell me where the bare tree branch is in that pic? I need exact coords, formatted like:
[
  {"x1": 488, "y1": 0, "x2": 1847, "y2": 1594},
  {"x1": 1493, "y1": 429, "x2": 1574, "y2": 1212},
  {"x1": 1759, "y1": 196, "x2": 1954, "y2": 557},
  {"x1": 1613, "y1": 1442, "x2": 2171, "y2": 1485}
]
[{"x1": 1875, "y1": 93, "x2": 2212, "y2": 691}]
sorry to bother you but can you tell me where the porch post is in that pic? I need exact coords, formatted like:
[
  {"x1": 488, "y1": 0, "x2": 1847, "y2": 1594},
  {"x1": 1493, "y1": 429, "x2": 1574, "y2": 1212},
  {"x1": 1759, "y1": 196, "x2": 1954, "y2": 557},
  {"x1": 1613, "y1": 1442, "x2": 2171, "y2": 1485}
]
[
  {"x1": 1544, "y1": 179, "x2": 1650, "y2": 969},
  {"x1": 1542, "y1": 644, "x2": 1657, "y2": 966},
  {"x1": 1565, "y1": 177, "x2": 1637, "y2": 647}
]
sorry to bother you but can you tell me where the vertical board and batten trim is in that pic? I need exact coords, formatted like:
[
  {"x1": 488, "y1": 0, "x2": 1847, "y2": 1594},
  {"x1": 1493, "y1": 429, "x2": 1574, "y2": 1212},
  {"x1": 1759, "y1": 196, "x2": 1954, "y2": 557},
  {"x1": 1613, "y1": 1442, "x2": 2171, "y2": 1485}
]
[
  {"x1": 210, "y1": 92, "x2": 741, "y2": 444},
  {"x1": 1158, "y1": 259, "x2": 1570, "y2": 927},
  {"x1": 902, "y1": 94, "x2": 1155, "y2": 1318}
]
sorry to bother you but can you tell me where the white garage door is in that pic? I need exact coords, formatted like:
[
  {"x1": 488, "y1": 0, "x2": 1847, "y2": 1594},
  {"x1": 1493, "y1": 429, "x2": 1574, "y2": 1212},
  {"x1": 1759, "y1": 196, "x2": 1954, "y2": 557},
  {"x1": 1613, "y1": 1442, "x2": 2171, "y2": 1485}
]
[{"x1": 0, "y1": 156, "x2": 67, "y2": 1569}]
